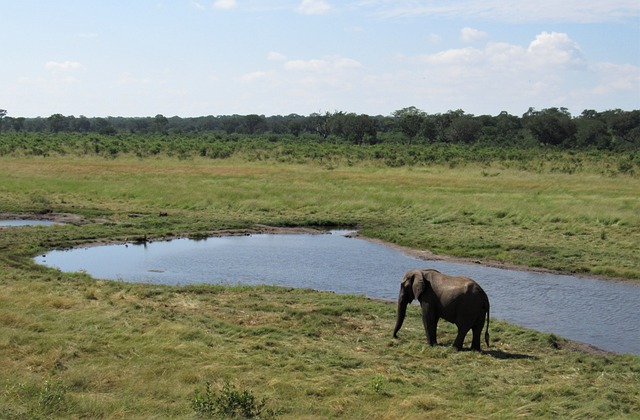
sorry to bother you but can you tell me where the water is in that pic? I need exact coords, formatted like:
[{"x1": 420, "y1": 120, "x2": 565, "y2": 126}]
[
  {"x1": 0, "y1": 219, "x2": 59, "y2": 227},
  {"x1": 35, "y1": 231, "x2": 640, "y2": 354}
]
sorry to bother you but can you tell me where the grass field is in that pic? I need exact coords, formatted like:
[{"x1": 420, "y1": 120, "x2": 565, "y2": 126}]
[
  {"x1": 1, "y1": 154, "x2": 639, "y2": 418},
  {"x1": 2, "y1": 156, "x2": 638, "y2": 279}
]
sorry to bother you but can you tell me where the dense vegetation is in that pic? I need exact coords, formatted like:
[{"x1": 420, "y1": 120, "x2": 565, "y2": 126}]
[{"x1": 1, "y1": 106, "x2": 639, "y2": 151}]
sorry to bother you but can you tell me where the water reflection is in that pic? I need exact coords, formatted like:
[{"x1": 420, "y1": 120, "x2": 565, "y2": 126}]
[{"x1": 35, "y1": 231, "x2": 640, "y2": 354}]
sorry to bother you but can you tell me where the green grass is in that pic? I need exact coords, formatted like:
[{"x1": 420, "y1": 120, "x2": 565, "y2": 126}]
[
  {"x1": 1, "y1": 156, "x2": 638, "y2": 279},
  {"x1": 1, "y1": 274, "x2": 638, "y2": 418},
  {"x1": 0, "y1": 154, "x2": 639, "y2": 418}
]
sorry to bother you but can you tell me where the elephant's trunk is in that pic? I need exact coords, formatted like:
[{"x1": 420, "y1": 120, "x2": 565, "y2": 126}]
[{"x1": 393, "y1": 290, "x2": 410, "y2": 338}]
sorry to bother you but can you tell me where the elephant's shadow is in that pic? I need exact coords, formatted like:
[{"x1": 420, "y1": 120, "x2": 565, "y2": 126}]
[{"x1": 483, "y1": 349, "x2": 538, "y2": 360}]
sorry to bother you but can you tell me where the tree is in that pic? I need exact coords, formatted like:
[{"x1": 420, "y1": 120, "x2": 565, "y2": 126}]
[
  {"x1": 242, "y1": 114, "x2": 267, "y2": 134},
  {"x1": 0, "y1": 109, "x2": 6, "y2": 132},
  {"x1": 48, "y1": 113, "x2": 67, "y2": 133},
  {"x1": 94, "y1": 118, "x2": 116, "y2": 135},
  {"x1": 153, "y1": 114, "x2": 169, "y2": 134},
  {"x1": 308, "y1": 112, "x2": 331, "y2": 139},
  {"x1": 445, "y1": 115, "x2": 482, "y2": 143},
  {"x1": 343, "y1": 113, "x2": 377, "y2": 145},
  {"x1": 393, "y1": 107, "x2": 426, "y2": 144},
  {"x1": 523, "y1": 107, "x2": 577, "y2": 146},
  {"x1": 72, "y1": 115, "x2": 92, "y2": 132},
  {"x1": 12, "y1": 117, "x2": 25, "y2": 132}
]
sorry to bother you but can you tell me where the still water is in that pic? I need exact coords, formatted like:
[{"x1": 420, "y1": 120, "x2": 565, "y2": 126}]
[
  {"x1": 35, "y1": 231, "x2": 640, "y2": 354},
  {"x1": 0, "y1": 220, "x2": 59, "y2": 227}
]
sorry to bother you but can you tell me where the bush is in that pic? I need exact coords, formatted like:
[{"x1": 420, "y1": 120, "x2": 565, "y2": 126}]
[{"x1": 191, "y1": 381, "x2": 277, "y2": 418}]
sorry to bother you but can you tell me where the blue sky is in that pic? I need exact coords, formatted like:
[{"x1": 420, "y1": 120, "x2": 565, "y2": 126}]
[{"x1": 1, "y1": 0, "x2": 639, "y2": 118}]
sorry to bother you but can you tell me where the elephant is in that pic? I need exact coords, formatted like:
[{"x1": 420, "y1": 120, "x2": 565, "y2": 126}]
[{"x1": 393, "y1": 269, "x2": 490, "y2": 351}]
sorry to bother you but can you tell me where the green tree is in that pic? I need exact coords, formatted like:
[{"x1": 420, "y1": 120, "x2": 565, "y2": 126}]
[
  {"x1": 309, "y1": 112, "x2": 331, "y2": 139},
  {"x1": 393, "y1": 107, "x2": 426, "y2": 144},
  {"x1": 0, "y1": 109, "x2": 6, "y2": 132},
  {"x1": 523, "y1": 107, "x2": 577, "y2": 146},
  {"x1": 242, "y1": 114, "x2": 267, "y2": 134},
  {"x1": 575, "y1": 111, "x2": 611, "y2": 149},
  {"x1": 153, "y1": 114, "x2": 169, "y2": 134},
  {"x1": 445, "y1": 113, "x2": 481, "y2": 143},
  {"x1": 48, "y1": 113, "x2": 67, "y2": 133},
  {"x1": 12, "y1": 117, "x2": 25, "y2": 132},
  {"x1": 94, "y1": 118, "x2": 116, "y2": 135},
  {"x1": 343, "y1": 113, "x2": 377, "y2": 145}
]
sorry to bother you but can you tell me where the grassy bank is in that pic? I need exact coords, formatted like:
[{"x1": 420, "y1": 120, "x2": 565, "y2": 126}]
[
  {"x1": 1, "y1": 154, "x2": 639, "y2": 418},
  {"x1": 1, "y1": 156, "x2": 638, "y2": 279}
]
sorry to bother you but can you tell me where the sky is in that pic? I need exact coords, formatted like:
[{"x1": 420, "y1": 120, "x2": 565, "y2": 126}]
[{"x1": 1, "y1": 0, "x2": 639, "y2": 118}]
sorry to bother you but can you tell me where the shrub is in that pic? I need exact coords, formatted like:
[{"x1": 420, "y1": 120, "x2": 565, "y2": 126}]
[{"x1": 191, "y1": 381, "x2": 277, "y2": 418}]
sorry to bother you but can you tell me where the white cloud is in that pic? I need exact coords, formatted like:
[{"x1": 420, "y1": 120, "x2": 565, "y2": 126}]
[
  {"x1": 420, "y1": 32, "x2": 585, "y2": 71},
  {"x1": 297, "y1": 0, "x2": 331, "y2": 15},
  {"x1": 267, "y1": 51, "x2": 287, "y2": 61},
  {"x1": 284, "y1": 57, "x2": 362, "y2": 72},
  {"x1": 118, "y1": 72, "x2": 152, "y2": 85},
  {"x1": 213, "y1": 0, "x2": 237, "y2": 10},
  {"x1": 370, "y1": 0, "x2": 640, "y2": 23},
  {"x1": 240, "y1": 71, "x2": 270, "y2": 83},
  {"x1": 460, "y1": 27, "x2": 487, "y2": 43},
  {"x1": 374, "y1": 31, "x2": 613, "y2": 114},
  {"x1": 527, "y1": 32, "x2": 586, "y2": 69},
  {"x1": 45, "y1": 61, "x2": 83, "y2": 72},
  {"x1": 588, "y1": 63, "x2": 640, "y2": 95},
  {"x1": 427, "y1": 33, "x2": 442, "y2": 43}
]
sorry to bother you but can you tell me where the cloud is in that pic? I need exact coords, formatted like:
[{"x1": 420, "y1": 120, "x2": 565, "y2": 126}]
[
  {"x1": 118, "y1": 72, "x2": 153, "y2": 85},
  {"x1": 267, "y1": 51, "x2": 287, "y2": 61},
  {"x1": 370, "y1": 0, "x2": 640, "y2": 23},
  {"x1": 213, "y1": 0, "x2": 237, "y2": 10},
  {"x1": 45, "y1": 61, "x2": 83, "y2": 72},
  {"x1": 190, "y1": 1, "x2": 206, "y2": 10},
  {"x1": 367, "y1": 30, "x2": 634, "y2": 114},
  {"x1": 297, "y1": 0, "x2": 331, "y2": 15},
  {"x1": 460, "y1": 27, "x2": 487, "y2": 43},
  {"x1": 588, "y1": 63, "x2": 640, "y2": 95},
  {"x1": 284, "y1": 57, "x2": 362, "y2": 72},
  {"x1": 240, "y1": 71, "x2": 270, "y2": 83},
  {"x1": 527, "y1": 32, "x2": 586, "y2": 69},
  {"x1": 420, "y1": 32, "x2": 585, "y2": 71}
]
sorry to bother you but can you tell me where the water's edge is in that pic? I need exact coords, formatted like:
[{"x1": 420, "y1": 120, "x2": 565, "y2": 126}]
[{"x1": 34, "y1": 228, "x2": 640, "y2": 355}]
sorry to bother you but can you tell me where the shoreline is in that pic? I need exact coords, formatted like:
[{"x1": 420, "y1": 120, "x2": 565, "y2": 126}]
[
  {"x1": 5, "y1": 212, "x2": 634, "y2": 356},
  {"x1": 5, "y1": 212, "x2": 636, "y2": 285}
]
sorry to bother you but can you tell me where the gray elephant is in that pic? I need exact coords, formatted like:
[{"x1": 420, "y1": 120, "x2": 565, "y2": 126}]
[{"x1": 393, "y1": 269, "x2": 490, "y2": 351}]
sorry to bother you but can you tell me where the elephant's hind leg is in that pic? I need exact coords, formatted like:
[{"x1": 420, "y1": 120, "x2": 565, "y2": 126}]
[{"x1": 470, "y1": 321, "x2": 485, "y2": 351}]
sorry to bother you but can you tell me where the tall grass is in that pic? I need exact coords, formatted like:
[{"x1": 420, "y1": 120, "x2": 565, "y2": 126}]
[
  {"x1": 1, "y1": 274, "x2": 638, "y2": 418},
  {"x1": 0, "y1": 153, "x2": 638, "y2": 417},
  {"x1": 1, "y1": 156, "x2": 638, "y2": 279}
]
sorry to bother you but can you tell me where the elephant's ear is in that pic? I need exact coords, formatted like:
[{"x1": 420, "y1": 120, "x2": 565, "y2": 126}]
[{"x1": 412, "y1": 271, "x2": 426, "y2": 300}]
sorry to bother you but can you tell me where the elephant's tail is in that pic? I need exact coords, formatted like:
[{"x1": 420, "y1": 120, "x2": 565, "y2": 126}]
[{"x1": 484, "y1": 304, "x2": 490, "y2": 348}]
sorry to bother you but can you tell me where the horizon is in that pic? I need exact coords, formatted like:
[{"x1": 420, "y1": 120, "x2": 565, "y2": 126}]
[{"x1": 3, "y1": 106, "x2": 638, "y2": 120}]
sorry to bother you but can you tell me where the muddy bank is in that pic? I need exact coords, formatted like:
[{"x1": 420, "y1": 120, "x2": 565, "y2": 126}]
[{"x1": 0, "y1": 212, "x2": 87, "y2": 225}]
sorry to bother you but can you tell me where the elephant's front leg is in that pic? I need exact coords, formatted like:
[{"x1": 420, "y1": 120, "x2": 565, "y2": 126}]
[
  {"x1": 453, "y1": 328, "x2": 469, "y2": 350},
  {"x1": 419, "y1": 301, "x2": 438, "y2": 346}
]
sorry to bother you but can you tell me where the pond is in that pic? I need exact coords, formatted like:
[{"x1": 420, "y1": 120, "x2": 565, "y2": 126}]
[
  {"x1": 35, "y1": 231, "x2": 640, "y2": 355},
  {"x1": 0, "y1": 219, "x2": 60, "y2": 227}
]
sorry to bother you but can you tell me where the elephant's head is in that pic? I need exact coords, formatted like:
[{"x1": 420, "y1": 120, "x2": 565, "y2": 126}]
[{"x1": 392, "y1": 270, "x2": 428, "y2": 338}]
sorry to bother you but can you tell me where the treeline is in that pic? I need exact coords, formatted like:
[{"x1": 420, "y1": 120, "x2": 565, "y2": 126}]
[{"x1": 0, "y1": 107, "x2": 638, "y2": 151}]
